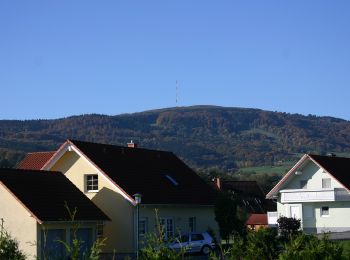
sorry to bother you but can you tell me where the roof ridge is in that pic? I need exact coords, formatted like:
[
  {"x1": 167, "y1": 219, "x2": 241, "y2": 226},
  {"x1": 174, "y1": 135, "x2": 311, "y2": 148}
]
[
  {"x1": 69, "y1": 139, "x2": 174, "y2": 154},
  {"x1": 308, "y1": 153, "x2": 350, "y2": 159},
  {"x1": 26, "y1": 151, "x2": 56, "y2": 154},
  {"x1": 0, "y1": 168, "x2": 61, "y2": 174}
]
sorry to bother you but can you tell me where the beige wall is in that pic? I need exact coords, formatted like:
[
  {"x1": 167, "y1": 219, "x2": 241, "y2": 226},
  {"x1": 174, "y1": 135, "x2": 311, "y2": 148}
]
[
  {"x1": 139, "y1": 205, "x2": 219, "y2": 242},
  {"x1": 0, "y1": 184, "x2": 38, "y2": 259},
  {"x1": 50, "y1": 150, "x2": 220, "y2": 253},
  {"x1": 51, "y1": 151, "x2": 134, "y2": 253}
]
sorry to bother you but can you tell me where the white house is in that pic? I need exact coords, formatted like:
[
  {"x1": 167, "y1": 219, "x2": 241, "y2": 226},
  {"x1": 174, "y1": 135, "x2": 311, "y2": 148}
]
[{"x1": 266, "y1": 154, "x2": 350, "y2": 234}]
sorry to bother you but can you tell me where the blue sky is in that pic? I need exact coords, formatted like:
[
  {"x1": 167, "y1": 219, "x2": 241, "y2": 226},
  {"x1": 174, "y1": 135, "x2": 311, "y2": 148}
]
[{"x1": 1, "y1": 1, "x2": 350, "y2": 120}]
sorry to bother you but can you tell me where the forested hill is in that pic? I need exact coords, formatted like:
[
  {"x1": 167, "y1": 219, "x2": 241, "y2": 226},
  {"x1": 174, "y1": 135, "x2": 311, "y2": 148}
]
[{"x1": 1, "y1": 105, "x2": 350, "y2": 170}]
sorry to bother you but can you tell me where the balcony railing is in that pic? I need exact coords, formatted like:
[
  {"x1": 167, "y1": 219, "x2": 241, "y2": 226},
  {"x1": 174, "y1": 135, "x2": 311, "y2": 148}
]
[{"x1": 280, "y1": 188, "x2": 350, "y2": 203}]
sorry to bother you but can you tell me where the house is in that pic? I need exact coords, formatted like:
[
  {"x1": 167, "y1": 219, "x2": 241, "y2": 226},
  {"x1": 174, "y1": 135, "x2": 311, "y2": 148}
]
[
  {"x1": 20, "y1": 139, "x2": 219, "y2": 256},
  {"x1": 246, "y1": 213, "x2": 268, "y2": 231},
  {"x1": 212, "y1": 178, "x2": 276, "y2": 229},
  {"x1": 266, "y1": 154, "x2": 350, "y2": 234},
  {"x1": 17, "y1": 151, "x2": 55, "y2": 170},
  {"x1": 0, "y1": 168, "x2": 109, "y2": 259},
  {"x1": 213, "y1": 179, "x2": 276, "y2": 214}
]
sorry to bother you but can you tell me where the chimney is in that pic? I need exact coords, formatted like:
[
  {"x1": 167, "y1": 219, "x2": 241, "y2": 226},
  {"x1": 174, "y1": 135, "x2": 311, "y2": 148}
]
[
  {"x1": 127, "y1": 140, "x2": 137, "y2": 148},
  {"x1": 213, "y1": 177, "x2": 221, "y2": 190}
]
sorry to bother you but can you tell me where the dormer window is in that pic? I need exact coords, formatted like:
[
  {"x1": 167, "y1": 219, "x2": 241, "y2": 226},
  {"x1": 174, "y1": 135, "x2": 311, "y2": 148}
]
[{"x1": 86, "y1": 174, "x2": 98, "y2": 192}]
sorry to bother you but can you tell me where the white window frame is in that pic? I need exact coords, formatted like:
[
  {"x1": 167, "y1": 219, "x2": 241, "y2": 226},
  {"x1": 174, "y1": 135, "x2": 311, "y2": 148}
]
[
  {"x1": 85, "y1": 174, "x2": 99, "y2": 192},
  {"x1": 139, "y1": 218, "x2": 148, "y2": 236},
  {"x1": 321, "y1": 206, "x2": 330, "y2": 217},
  {"x1": 189, "y1": 217, "x2": 196, "y2": 232},
  {"x1": 96, "y1": 222, "x2": 104, "y2": 238},
  {"x1": 160, "y1": 217, "x2": 174, "y2": 239},
  {"x1": 322, "y1": 178, "x2": 331, "y2": 189}
]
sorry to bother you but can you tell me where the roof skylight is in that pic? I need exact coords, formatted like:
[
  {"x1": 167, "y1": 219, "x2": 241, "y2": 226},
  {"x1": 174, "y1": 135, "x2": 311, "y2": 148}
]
[{"x1": 165, "y1": 174, "x2": 179, "y2": 186}]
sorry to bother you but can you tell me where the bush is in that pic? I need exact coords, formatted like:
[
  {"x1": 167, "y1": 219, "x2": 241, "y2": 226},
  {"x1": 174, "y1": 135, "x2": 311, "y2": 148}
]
[
  {"x1": 140, "y1": 209, "x2": 185, "y2": 260},
  {"x1": 245, "y1": 228, "x2": 280, "y2": 260},
  {"x1": 279, "y1": 233, "x2": 344, "y2": 260},
  {"x1": 0, "y1": 231, "x2": 26, "y2": 260},
  {"x1": 277, "y1": 216, "x2": 301, "y2": 238}
]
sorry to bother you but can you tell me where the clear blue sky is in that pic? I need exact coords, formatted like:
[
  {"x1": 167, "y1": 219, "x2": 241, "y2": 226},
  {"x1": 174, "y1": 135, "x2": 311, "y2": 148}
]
[{"x1": 1, "y1": 1, "x2": 350, "y2": 120}]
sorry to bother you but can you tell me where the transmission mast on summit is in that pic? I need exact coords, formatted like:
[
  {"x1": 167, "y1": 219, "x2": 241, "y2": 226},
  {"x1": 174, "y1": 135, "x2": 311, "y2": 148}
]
[{"x1": 176, "y1": 80, "x2": 179, "y2": 106}]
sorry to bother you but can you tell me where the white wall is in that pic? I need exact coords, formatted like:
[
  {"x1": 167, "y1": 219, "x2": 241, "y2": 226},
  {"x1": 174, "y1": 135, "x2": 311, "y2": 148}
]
[{"x1": 277, "y1": 160, "x2": 350, "y2": 233}]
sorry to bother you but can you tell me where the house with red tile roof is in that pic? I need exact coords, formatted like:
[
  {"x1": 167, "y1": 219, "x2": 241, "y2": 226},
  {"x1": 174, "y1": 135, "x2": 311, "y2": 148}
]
[
  {"x1": 0, "y1": 168, "x2": 109, "y2": 259},
  {"x1": 246, "y1": 213, "x2": 268, "y2": 231},
  {"x1": 17, "y1": 151, "x2": 55, "y2": 170},
  {"x1": 19, "y1": 139, "x2": 219, "y2": 257},
  {"x1": 267, "y1": 154, "x2": 350, "y2": 234}
]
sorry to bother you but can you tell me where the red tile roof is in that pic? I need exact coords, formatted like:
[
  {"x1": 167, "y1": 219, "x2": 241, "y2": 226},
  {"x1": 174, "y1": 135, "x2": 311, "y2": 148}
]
[
  {"x1": 246, "y1": 213, "x2": 268, "y2": 225},
  {"x1": 17, "y1": 152, "x2": 55, "y2": 170}
]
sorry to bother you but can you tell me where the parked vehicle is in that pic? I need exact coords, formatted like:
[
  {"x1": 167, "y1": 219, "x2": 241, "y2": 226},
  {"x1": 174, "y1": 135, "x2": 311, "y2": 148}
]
[{"x1": 168, "y1": 232, "x2": 216, "y2": 255}]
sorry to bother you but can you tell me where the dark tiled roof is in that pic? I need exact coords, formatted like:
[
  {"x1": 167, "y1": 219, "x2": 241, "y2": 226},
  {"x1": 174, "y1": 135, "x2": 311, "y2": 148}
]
[
  {"x1": 0, "y1": 168, "x2": 109, "y2": 222},
  {"x1": 222, "y1": 181, "x2": 265, "y2": 197},
  {"x1": 70, "y1": 140, "x2": 217, "y2": 205},
  {"x1": 246, "y1": 214, "x2": 268, "y2": 225},
  {"x1": 309, "y1": 154, "x2": 350, "y2": 190},
  {"x1": 221, "y1": 181, "x2": 276, "y2": 213},
  {"x1": 17, "y1": 152, "x2": 55, "y2": 170}
]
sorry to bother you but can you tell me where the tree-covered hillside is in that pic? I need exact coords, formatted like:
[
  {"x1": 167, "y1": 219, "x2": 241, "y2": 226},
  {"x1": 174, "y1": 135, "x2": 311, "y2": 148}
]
[{"x1": 1, "y1": 105, "x2": 350, "y2": 170}]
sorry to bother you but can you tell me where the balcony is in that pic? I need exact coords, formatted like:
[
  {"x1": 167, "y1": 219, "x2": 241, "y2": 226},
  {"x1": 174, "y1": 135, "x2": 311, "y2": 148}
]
[{"x1": 280, "y1": 188, "x2": 350, "y2": 203}]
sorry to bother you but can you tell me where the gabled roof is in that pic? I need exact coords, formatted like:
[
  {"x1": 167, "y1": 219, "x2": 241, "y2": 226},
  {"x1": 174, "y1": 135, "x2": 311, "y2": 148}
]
[
  {"x1": 17, "y1": 152, "x2": 55, "y2": 170},
  {"x1": 246, "y1": 213, "x2": 268, "y2": 225},
  {"x1": 266, "y1": 154, "x2": 350, "y2": 198},
  {"x1": 45, "y1": 139, "x2": 218, "y2": 205},
  {"x1": 222, "y1": 181, "x2": 265, "y2": 197},
  {"x1": 308, "y1": 154, "x2": 350, "y2": 190},
  {"x1": 0, "y1": 168, "x2": 110, "y2": 223},
  {"x1": 221, "y1": 180, "x2": 276, "y2": 213}
]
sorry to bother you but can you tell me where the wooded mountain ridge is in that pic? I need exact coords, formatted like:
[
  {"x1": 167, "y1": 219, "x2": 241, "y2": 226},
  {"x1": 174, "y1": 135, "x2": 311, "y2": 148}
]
[{"x1": 1, "y1": 105, "x2": 350, "y2": 170}]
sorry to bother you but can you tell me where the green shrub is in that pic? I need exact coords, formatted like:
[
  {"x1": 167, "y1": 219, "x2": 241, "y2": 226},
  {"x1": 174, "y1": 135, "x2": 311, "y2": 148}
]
[
  {"x1": 245, "y1": 228, "x2": 280, "y2": 260},
  {"x1": 279, "y1": 233, "x2": 344, "y2": 260},
  {"x1": 140, "y1": 209, "x2": 185, "y2": 260},
  {"x1": 277, "y1": 216, "x2": 301, "y2": 238},
  {"x1": 0, "y1": 231, "x2": 26, "y2": 260}
]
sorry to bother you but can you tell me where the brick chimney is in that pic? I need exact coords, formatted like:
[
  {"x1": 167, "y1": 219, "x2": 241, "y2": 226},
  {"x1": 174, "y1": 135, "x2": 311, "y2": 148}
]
[{"x1": 127, "y1": 140, "x2": 137, "y2": 148}]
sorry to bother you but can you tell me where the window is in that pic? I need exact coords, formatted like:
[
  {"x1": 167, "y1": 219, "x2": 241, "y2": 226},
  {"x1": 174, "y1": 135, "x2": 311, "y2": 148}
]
[
  {"x1": 300, "y1": 180, "x2": 308, "y2": 189},
  {"x1": 165, "y1": 175, "x2": 179, "y2": 186},
  {"x1": 191, "y1": 233, "x2": 204, "y2": 242},
  {"x1": 160, "y1": 218, "x2": 174, "y2": 239},
  {"x1": 322, "y1": 178, "x2": 331, "y2": 189},
  {"x1": 86, "y1": 175, "x2": 98, "y2": 192},
  {"x1": 70, "y1": 228, "x2": 93, "y2": 257},
  {"x1": 96, "y1": 222, "x2": 104, "y2": 238},
  {"x1": 189, "y1": 217, "x2": 196, "y2": 232},
  {"x1": 41, "y1": 229, "x2": 66, "y2": 259},
  {"x1": 321, "y1": 206, "x2": 329, "y2": 216},
  {"x1": 139, "y1": 218, "x2": 147, "y2": 236}
]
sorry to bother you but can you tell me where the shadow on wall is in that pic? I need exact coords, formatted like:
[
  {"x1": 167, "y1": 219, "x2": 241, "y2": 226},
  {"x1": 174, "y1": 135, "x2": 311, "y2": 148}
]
[{"x1": 91, "y1": 186, "x2": 134, "y2": 253}]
